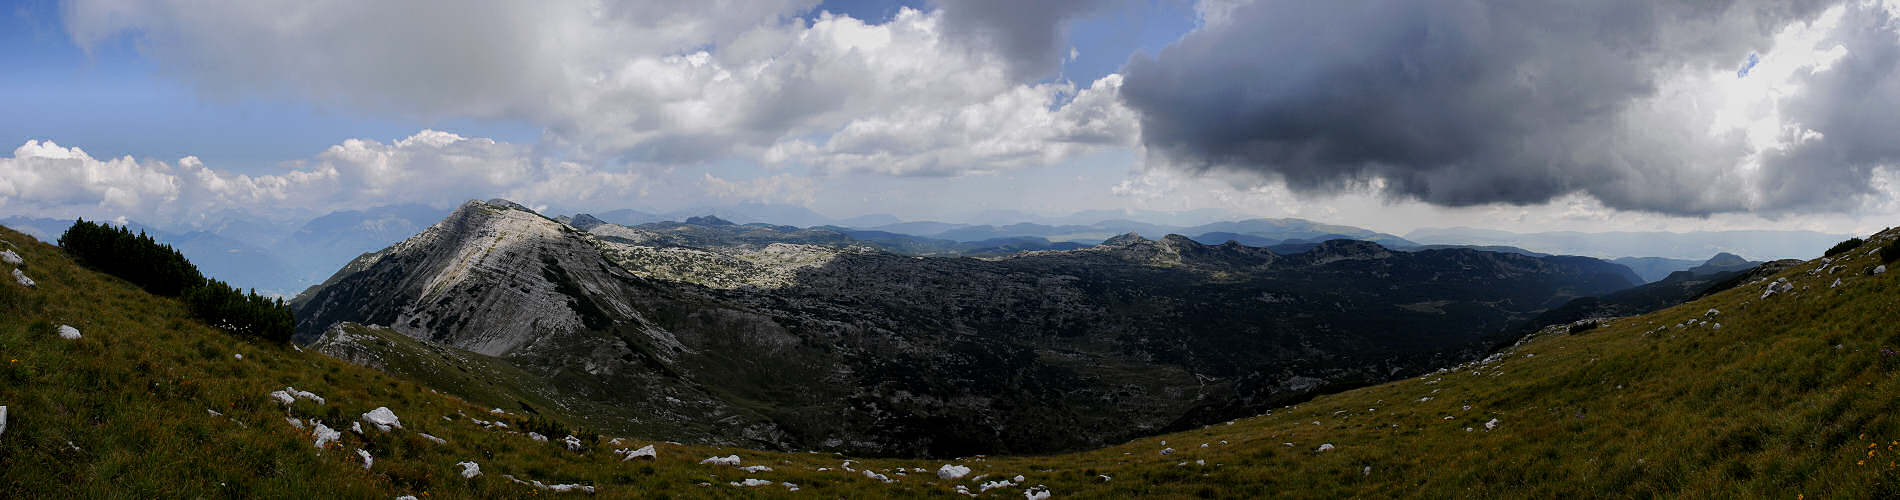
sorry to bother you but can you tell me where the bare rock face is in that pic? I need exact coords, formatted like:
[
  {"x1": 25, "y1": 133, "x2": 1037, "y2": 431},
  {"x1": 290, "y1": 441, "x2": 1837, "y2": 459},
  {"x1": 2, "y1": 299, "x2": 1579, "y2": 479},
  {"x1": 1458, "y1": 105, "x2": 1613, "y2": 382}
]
[
  {"x1": 294, "y1": 199, "x2": 1641, "y2": 457},
  {"x1": 293, "y1": 199, "x2": 676, "y2": 357}
]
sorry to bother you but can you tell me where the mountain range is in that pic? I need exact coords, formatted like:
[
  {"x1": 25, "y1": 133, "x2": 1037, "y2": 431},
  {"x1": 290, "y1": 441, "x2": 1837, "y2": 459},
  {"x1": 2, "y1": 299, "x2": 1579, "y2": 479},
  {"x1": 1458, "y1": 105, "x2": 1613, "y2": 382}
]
[
  {"x1": 1408, "y1": 227, "x2": 1848, "y2": 261},
  {"x1": 6, "y1": 209, "x2": 1897, "y2": 497},
  {"x1": 289, "y1": 199, "x2": 1643, "y2": 456}
]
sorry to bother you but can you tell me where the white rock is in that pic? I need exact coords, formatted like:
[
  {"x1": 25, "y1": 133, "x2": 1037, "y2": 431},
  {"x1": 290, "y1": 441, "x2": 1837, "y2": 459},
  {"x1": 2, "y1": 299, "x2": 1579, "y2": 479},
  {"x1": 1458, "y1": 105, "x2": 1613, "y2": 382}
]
[
  {"x1": 12, "y1": 269, "x2": 34, "y2": 288},
  {"x1": 357, "y1": 449, "x2": 373, "y2": 470},
  {"x1": 700, "y1": 455, "x2": 741, "y2": 466},
  {"x1": 620, "y1": 444, "x2": 657, "y2": 461},
  {"x1": 397, "y1": 496, "x2": 418, "y2": 500},
  {"x1": 269, "y1": 390, "x2": 295, "y2": 405},
  {"x1": 1025, "y1": 485, "x2": 1052, "y2": 500},
  {"x1": 420, "y1": 433, "x2": 446, "y2": 444},
  {"x1": 528, "y1": 432, "x2": 548, "y2": 442},
  {"x1": 863, "y1": 470, "x2": 893, "y2": 483},
  {"x1": 361, "y1": 407, "x2": 402, "y2": 431},
  {"x1": 1, "y1": 405, "x2": 7, "y2": 437},
  {"x1": 285, "y1": 417, "x2": 304, "y2": 429},
  {"x1": 979, "y1": 478, "x2": 1016, "y2": 492},
  {"x1": 731, "y1": 478, "x2": 773, "y2": 487},
  {"x1": 544, "y1": 484, "x2": 593, "y2": 493},
  {"x1": 1317, "y1": 443, "x2": 1334, "y2": 452},
  {"x1": 563, "y1": 434, "x2": 584, "y2": 452},
  {"x1": 739, "y1": 465, "x2": 773, "y2": 473},
  {"x1": 1832, "y1": 278, "x2": 1844, "y2": 288},
  {"x1": 313, "y1": 422, "x2": 342, "y2": 448},
  {"x1": 938, "y1": 464, "x2": 971, "y2": 480},
  {"x1": 351, "y1": 421, "x2": 364, "y2": 434},
  {"x1": 0, "y1": 249, "x2": 21, "y2": 264},
  {"x1": 56, "y1": 325, "x2": 81, "y2": 340},
  {"x1": 1485, "y1": 418, "x2": 1500, "y2": 431},
  {"x1": 1159, "y1": 447, "x2": 1175, "y2": 455},
  {"x1": 284, "y1": 387, "x2": 325, "y2": 405},
  {"x1": 1877, "y1": 265, "x2": 1888, "y2": 275},
  {"x1": 233, "y1": 353, "x2": 243, "y2": 360},
  {"x1": 457, "y1": 461, "x2": 481, "y2": 478}
]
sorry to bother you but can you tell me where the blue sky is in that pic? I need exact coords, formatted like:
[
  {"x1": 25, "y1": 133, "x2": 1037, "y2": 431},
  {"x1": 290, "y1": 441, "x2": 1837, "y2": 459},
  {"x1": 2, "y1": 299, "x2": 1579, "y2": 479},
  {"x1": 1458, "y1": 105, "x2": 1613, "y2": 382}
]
[
  {"x1": 0, "y1": 0, "x2": 1191, "y2": 174},
  {"x1": 0, "y1": 0, "x2": 539, "y2": 169}
]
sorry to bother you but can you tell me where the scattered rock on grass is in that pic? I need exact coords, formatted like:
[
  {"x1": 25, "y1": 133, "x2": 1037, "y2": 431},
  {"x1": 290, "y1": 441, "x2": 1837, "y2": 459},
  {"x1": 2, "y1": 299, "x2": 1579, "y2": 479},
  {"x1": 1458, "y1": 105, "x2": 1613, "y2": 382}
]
[
  {"x1": 361, "y1": 407, "x2": 402, "y2": 431},
  {"x1": 12, "y1": 269, "x2": 34, "y2": 288},
  {"x1": 700, "y1": 455, "x2": 741, "y2": 466},
  {"x1": 56, "y1": 325, "x2": 80, "y2": 340},
  {"x1": 619, "y1": 444, "x2": 656, "y2": 461},
  {"x1": 313, "y1": 422, "x2": 342, "y2": 448},
  {"x1": 457, "y1": 461, "x2": 481, "y2": 478},
  {"x1": 939, "y1": 464, "x2": 972, "y2": 480}
]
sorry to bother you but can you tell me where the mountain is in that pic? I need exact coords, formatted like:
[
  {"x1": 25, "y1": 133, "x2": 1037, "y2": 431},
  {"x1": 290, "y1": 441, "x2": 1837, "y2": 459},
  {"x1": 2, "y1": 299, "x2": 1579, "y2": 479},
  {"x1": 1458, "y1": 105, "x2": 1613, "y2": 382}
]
[
  {"x1": 289, "y1": 199, "x2": 1638, "y2": 457},
  {"x1": 271, "y1": 204, "x2": 449, "y2": 292},
  {"x1": 2, "y1": 216, "x2": 303, "y2": 295},
  {"x1": 1406, "y1": 227, "x2": 1849, "y2": 260},
  {"x1": 1687, "y1": 252, "x2": 1758, "y2": 275},
  {"x1": 1612, "y1": 256, "x2": 1705, "y2": 283},
  {"x1": 9, "y1": 219, "x2": 1900, "y2": 497},
  {"x1": 863, "y1": 217, "x2": 1417, "y2": 249},
  {"x1": 1519, "y1": 251, "x2": 1772, "y2": 332}
]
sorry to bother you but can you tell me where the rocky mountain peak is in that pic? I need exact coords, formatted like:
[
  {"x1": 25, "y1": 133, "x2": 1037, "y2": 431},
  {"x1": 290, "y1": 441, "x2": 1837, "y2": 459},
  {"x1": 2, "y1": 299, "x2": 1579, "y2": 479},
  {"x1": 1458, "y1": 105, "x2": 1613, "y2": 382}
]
[
  {"x1": 566, "y1": 213, "x2": 607, "y2": 230},
  {"x1": 685, "y1": 215, "x2": 736, "y2": 227},
  {"x1": 1703, "y1": 252, "x2": 1750, "y2": 267},
  {"x1": 1305, "y1": 239, "x2": 1392, "y2": 264},
  {"x1": 1101, "y1": 232, "x2": 1149, "y2": 246},
  {"x1": 481, "y1": 198, "x2": 535, "y2": 213}
]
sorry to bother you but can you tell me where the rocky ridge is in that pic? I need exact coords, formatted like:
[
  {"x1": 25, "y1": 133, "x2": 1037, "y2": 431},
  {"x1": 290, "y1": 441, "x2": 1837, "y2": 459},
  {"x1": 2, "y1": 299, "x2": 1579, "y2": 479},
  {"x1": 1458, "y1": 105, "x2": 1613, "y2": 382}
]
[{"x1": 293, "y1": 199, "x2": 1642, "y2": 456}]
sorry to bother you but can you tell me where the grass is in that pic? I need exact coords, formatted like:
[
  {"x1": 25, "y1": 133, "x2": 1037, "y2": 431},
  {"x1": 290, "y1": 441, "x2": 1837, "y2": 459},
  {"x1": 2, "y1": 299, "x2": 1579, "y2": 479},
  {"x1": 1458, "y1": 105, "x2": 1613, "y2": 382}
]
[{"x1": 3, "y1": 223, "x2": 1900, "y2": 498}]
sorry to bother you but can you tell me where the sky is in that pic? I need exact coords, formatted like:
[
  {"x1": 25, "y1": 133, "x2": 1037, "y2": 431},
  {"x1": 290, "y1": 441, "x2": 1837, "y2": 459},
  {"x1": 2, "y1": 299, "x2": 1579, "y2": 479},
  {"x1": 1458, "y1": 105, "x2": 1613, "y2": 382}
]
[{"x1": 3, "y1": 0, "x2": 1900, "y2": 237}]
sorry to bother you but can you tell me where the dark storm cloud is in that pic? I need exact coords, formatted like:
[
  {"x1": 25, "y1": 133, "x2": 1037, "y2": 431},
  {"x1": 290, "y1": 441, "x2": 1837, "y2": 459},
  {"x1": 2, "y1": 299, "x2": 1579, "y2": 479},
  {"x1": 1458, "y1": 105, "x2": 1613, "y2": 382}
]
[
  {"x1": 1120, "y1": 0, "x2": 1876, "y2": 215},
  {"x1": 1756, "y1": 6, "x2": 1900, "y2": 212},
  {"x1": 936, "y1": 0, "x2": 1114, "y2": 79}
]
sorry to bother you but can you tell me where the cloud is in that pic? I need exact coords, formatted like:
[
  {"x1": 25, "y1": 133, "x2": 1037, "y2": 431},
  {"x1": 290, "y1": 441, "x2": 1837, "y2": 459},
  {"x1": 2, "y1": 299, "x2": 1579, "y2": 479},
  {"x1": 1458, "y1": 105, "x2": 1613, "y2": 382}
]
[
  {"x1": 766, "y1": 73, "x2": 1138, "y2": 175},
  {"x1": 700, "y1": 173, "x2": 818, "y2": 205},
  {"x1": 0, "y1": 131, "x2": 646, "y2": 225},
  {"x1": 934, "y1": 0, "x2": 1115, "y2": 80},
  {"x1": 1121, "y1": 0, "x2": 1898, "y2": 216},
  {"x1": 61, "y1": 1, "x2": 1131, "y2": 174}
]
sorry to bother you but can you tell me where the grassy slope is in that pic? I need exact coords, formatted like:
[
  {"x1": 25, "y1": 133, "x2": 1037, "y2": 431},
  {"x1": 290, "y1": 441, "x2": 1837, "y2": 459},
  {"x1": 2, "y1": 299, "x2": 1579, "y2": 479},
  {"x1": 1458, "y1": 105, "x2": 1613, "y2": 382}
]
[{"x1": 3, "y1": 223, "x2": 1900, "y2": 498}]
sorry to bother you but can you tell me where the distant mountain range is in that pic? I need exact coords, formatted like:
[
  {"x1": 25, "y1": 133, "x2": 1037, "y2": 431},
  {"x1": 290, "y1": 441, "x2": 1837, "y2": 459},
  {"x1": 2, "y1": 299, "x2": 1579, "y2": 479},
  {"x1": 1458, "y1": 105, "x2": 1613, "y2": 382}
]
[
  {"x1": 1407, "y1": 227, "x2": 1848, "y2": 261},
  {"x1": 3, "y1": 204, "x2": 450, "y2": 297},
  {"x1": 6, "y1": 203, "x2": 1848, "y2": 299}
]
